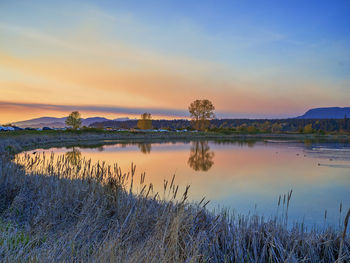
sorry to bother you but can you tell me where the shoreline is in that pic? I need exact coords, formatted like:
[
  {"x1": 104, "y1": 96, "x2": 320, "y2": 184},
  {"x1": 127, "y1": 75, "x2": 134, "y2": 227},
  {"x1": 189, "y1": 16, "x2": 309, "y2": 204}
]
[
  {"x1": 1, "y1": 130, "x2": 349, "y2": 155},
  {"x1": 0, "y1": 132, "x2": 349, "y2": 262}
]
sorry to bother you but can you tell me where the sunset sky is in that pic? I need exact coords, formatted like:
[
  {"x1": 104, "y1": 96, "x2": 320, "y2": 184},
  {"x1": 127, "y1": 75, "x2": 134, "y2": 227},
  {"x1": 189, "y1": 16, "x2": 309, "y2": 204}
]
[{"x1": 1, "y1": 0, "x2": 349, "y2": 123}]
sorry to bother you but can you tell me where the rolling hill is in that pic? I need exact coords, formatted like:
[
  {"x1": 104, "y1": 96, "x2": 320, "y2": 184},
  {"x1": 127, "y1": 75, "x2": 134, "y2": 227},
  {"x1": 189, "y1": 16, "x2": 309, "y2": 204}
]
[
  {"x1": 13, "y1": 117, "x2": 131, "y2": 128},
  {"x1": 296, "y1": 107, "x2": 350, "y2": 119}
]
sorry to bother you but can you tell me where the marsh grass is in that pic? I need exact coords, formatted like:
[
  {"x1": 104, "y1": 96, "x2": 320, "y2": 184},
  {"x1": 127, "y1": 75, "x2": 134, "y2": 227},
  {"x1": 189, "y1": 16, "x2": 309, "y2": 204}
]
[
  {"x1": 1, "y1": 132, "x2": 350, "y2": 262},
  {"x1": 0, "y1": 150, "x2": 348, "y2": 262}
]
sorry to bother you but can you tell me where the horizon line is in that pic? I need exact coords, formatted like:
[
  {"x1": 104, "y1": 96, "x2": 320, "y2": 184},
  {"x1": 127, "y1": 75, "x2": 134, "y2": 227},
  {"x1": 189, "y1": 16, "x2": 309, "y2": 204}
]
[{"x1": 0, "y1": 100, "x2": 331, "y2": 124}]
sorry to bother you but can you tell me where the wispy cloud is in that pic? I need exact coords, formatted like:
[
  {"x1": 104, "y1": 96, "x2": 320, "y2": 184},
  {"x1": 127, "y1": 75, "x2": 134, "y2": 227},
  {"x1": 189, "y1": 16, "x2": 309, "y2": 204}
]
[
  {"x1": 0, "y1": 0, "x2": 349, "y2": 123},
  {"x1": 0, "y1": 23, "x2": 79, "y2": 51},
  {"x1": 0, "y1": 101, "x2": 297, "y2": 120},
  {"x1": 0, "y1": 101, "x2": 188, "y2": 118}
]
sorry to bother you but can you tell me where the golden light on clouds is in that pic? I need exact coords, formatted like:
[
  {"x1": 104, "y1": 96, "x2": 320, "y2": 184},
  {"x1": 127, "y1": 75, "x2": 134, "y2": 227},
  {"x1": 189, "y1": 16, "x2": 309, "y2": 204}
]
[{"x1": 0, "y1": 1, "x2": 349, "y2": 123}]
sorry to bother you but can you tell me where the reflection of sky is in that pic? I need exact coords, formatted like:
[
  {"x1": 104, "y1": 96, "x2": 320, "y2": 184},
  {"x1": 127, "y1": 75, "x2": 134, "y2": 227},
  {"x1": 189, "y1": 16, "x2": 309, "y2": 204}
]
[
  {"x1": 302, "y1": 143, "x2": 350, "y2": 161},
  {"x1": 24, "y1": 140, "x2": 350, "y2": 228}
]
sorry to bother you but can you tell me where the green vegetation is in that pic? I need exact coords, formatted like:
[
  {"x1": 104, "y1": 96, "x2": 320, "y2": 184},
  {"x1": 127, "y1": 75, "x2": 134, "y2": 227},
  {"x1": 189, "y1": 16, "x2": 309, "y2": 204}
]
[
  {"x1": 0, "y1": 129, "x2": 349, "y2": 155},
  {"x1": 0, "y1": 220, "x2": 32, "y2": 254},
  {"x1": 303, "y1": 123, "x2": 314, "y2": 134},
  {"x1": 92, "y1": 117, "x2": 350, "y2": 135},
  {"x1": 0, "y1": 134, "x2": 349, "y2": 262}
]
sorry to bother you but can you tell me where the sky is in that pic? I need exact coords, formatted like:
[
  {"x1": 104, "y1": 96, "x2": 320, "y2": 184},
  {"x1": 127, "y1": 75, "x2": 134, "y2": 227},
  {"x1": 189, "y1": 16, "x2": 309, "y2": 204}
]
[{"x1": 0, "y1": 0, "x2": 349, "y2": 123}]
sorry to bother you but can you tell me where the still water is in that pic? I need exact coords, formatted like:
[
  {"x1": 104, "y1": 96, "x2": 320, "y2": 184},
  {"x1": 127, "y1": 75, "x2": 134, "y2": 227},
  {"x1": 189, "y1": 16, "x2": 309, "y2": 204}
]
[{"x1": 24, "y1": 139, "x2": 350, "y2": 228}]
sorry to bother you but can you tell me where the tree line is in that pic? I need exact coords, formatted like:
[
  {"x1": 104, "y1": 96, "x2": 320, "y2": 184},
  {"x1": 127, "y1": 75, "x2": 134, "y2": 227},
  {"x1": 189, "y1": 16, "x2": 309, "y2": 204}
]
[
  {"x1": 65, "y1": 100, "x2": 350, "y2": 134},
  {"x1": 89, "y1": 117, "x2": 350, "y2": 133}
]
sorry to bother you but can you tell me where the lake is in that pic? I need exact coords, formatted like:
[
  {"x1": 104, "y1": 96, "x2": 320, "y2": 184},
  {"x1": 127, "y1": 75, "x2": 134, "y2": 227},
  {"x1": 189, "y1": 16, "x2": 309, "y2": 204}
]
[{"x1": 22, "y1": 139, "x2": 350, "y2": 228}]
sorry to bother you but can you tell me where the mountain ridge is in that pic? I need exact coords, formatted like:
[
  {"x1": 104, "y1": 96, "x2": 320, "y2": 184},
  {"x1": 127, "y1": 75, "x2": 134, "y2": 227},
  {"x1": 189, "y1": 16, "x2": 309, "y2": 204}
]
[
  {"x1": 13, "y1": 117, "x2": 131, "y2": 128},
  {"x1": 10, "y1": 107, "x2": 350, "y2": 128},
  {"x1": 296, "y1": 107, "x2": 350, "y2": 119}
]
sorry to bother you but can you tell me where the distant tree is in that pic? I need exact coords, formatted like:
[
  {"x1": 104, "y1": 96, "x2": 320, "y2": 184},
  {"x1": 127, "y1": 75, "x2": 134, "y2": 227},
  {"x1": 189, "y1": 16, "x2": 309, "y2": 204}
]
[
  {"x1": 65, "y1": 111, "x2": 82, "y2": 130},
  {"x1": 318, "y1": 129, "x2": 326, "y2": 135},
  {"x1": 220, "y1": 121, "x2": 228, "y2": 129},
  {"x1": 238, "y1": 123, "x2": 248, "y2": 132},
  {"x1": 188, "y1": 99, "x2": 215, "y2": 131},
  {"x1": 271, "y1": 123, "x2": 282, "y2": 133},
  {"x1": 137, "y1": 113, "x2": 152, "y2": 130},
  {"x1": 247, "y1": 126, "x2": 258, "y2": 133},
  {"x1": 261, "y1": 121, "x2": 271, "y2": 132},
  {"x1": 303, "y1": 124, "x2": 313, "y2": 134},
  {"x1": 120, "y1": 122, "x2": 129, "y2": 129},
  {"x1": 95, "y1": 122, "x2": 104, "y2": 129},
  {"x1": 343, "y1": 115, "x2": 349, "y2": 131}
]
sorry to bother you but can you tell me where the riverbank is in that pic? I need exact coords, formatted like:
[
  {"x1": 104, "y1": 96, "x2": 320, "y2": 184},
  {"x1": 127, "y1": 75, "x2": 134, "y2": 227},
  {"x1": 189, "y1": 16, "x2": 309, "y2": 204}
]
[
  {"x1": 1, "y1": 130, "x2": 349, "y2": 155},
  {"x1": 0, "y1": 133, "x2": 349, "y2": 262}
]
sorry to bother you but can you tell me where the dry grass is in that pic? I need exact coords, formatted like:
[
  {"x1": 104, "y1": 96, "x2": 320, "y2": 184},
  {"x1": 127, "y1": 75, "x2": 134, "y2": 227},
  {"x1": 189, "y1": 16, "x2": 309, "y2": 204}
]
[{"x1": 0, "y1": 136, "x2": 349, "y2": 262}]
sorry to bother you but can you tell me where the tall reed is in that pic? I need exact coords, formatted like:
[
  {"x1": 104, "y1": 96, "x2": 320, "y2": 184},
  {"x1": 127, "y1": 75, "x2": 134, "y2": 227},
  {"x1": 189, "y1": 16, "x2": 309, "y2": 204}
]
[{"x1": 0, "y1": 151, "x2": 348, "y2": 262}]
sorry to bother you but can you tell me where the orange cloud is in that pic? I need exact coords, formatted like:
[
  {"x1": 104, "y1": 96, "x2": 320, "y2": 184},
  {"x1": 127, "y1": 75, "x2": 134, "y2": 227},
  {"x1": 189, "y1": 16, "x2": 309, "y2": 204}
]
[
  {"x1": 1, "y1": 11, "x2": 347, "y2": 123},
  {"x1": 0, "y1": 52, "x2": 306, "y2": 117}
]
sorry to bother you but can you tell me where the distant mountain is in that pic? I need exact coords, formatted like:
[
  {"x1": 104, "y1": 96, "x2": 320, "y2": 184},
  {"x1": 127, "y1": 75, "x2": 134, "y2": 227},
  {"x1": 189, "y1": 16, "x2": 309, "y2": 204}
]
[
  {"x1": 296, "y1": 107, "x2": 350, "y2": 119},
  {"x1": 13, "y1": 116, "x2": 130, "y2": 128},
  {"x1": 14, "y1": 117, "x2": 67, "y2": 128},
  {"x1": 82, "y1": 117, "x2": 111, "y2": 126},
  {"x1": 114, "y1": 117, "x2": 132, "y2": 121}
]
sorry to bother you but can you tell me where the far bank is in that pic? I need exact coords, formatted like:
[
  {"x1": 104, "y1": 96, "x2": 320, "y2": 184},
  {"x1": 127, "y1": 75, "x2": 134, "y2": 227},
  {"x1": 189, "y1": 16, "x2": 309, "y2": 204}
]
[{"x1": 0, "y1": 130, "x2": 349, "y2": 155}]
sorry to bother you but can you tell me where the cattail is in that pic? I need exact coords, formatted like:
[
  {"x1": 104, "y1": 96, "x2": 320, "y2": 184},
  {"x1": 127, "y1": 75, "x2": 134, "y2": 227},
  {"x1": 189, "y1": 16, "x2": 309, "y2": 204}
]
[
  {"x1": 170, "y1": 174, "x2": 175, "y2": 190},
  {"x1": 337, "y1": 208, "x2": 350, "y2": 263},
  {"x1": 164, "y1": 179, "x2": 168, "y2": 192},
  {"x1": 339, "y1": 201, "x2": 343, "y2": 227},
  {"x1": 173, "y1": 185, "x2": 179, "y2": 199},
  {"x1": 278, "y1": 195, "x2": 281, "y2": 206},
  {"x1": 287, "y1": 189, "x2": 293, "y2": 209},
  {"x1": 203, "y1": 200, "x2": 210, "y2": 208}
]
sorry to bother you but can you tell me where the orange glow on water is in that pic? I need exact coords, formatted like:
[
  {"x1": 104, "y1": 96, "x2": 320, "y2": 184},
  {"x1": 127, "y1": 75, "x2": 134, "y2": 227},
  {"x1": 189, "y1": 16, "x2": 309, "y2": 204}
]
[{"x1": 21, "y1": 141, "x2": 350, "y2": 227}]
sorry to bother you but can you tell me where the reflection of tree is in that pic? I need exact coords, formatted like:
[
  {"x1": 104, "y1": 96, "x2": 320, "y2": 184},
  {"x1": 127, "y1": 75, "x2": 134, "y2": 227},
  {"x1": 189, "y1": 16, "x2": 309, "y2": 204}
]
[
  {"x1": 65, "y1": 147, "x2": 82, "y2": 166},
  {"x1": 303, "y1": 140, "x2": 312, "y2": 147},
  {"x1": 246, "y1": 141, "x2": 256, "y2": 148},
  {"x1": 97, "y1": 146, "x2": 104, "y2": 152},
  {"x1": 138, "y1": 143, "x2": 152, "y2": 154},
  {"x1": 211, "y1": 140, "x2": 256, "y2": 148},
  {"x1": 187, "y1": 141, "x2": 215, "y2": 172}
]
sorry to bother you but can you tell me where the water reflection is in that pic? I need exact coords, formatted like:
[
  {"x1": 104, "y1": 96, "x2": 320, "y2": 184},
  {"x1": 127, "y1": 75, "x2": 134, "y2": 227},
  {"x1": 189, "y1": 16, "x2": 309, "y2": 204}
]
[
  {"x1": 97, "y1": 146, "x2": 104, "y2": 152},
  {"x1": 65, "y1": 147, "x2": 82, "y2": 166},
  {"x1": 187, "y1": 141, "x2": 215, "y2": 172},
  {"x1": 21, "y1": 139, "x2": 350, "y2": 227},
  {"x1": 138, "y1": 143, "x2": 152, "y2": 154},
  {"x1": 303, "y1": 144, "x2": 350, "y2": 161},
  {"x1": 213, "y1": 139, "x2": 257, "y2": 148}
]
